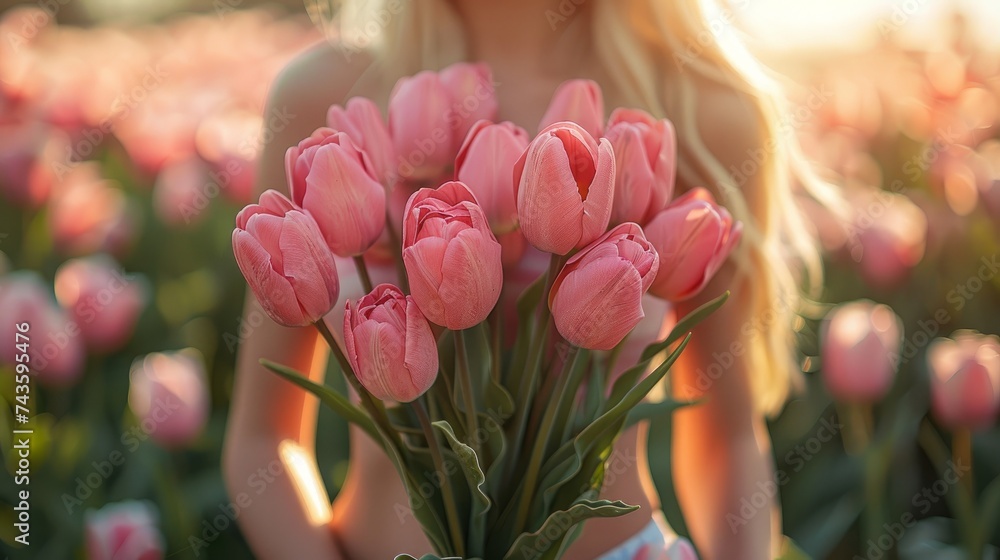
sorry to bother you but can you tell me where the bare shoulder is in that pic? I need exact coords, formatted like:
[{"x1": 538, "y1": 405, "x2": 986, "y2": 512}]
[
  {"x1": 256, "y1": 42, "x2": 379, "y2": 194},
  {"x1": 269, "y1": 41, "x2": 379, "y2": 114}
]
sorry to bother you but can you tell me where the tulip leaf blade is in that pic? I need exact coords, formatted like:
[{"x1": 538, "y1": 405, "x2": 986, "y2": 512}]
[
  {"x1": 534, "y1": 335, "x2": 692, "y2": 516},
  {"x1": 639, "y1": 290, "x2": 729, "y2": 363},
  {"x1": 502, "y1": 498, "x2": 639, "y2": 560},
  {"x1": 434, "y1": 420, "x2": 492, "y2": 559},
  {"x1": 507, "y1": 271, "x2": 547, "y2": 393},
  {"x1": 978, "y1": 473, "x2": 1000, "y2": 543},
  {"x1": 260, "y1": 358, "x2": 378, "y2": 441},
  {"x1": 624, "y1": 398, "x2": 702, "y2": 429}
]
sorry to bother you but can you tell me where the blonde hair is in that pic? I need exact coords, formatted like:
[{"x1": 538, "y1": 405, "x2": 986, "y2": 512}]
[{"x1": 305, "y1": 0, "x2": 837, "y2": 415}]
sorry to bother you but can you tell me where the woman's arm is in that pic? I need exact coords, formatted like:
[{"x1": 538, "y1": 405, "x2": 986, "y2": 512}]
[
  {"x1": 668, "y1": 83, "x2": 785, "y2": 560},
  {"x1": 671, "y1": 269, "x2": 779, "y2": 560},
  {"x1": 222, "y1": 43, "x2": 373, "y2": 560}
]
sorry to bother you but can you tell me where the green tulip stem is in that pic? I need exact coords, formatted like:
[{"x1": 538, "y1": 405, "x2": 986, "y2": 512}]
[
  {"x1": 313, "y1": 319, "x2": 399, "y2": 450},
  {"x1": 840, "y1": 402, "x2": 872, "y2": 455},
  {"x1": 917, "y1": 420, "x2": 980, "y2": 557},
  {"x1": 953, "y1": 428, "x2": 974, "y2": 496},
  {"x1": 352, "y1": 255, "x2": 375, "y2": 294},
  {"x1": 454, "y1": 329, "x2": 480, "y2": 451},
  {"x1": 413, "y1": 399, "x2": 466, "y2": 558},
  {"x1": 514, "y1": 345, "x2": 585, "y2": 536}
]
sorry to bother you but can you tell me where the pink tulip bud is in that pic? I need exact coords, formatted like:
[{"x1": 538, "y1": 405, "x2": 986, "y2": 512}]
[
  {"x1": 152, "y1": 156, "x2": 211, "y2": 227},
  {"x1": 0, "y1": 272, "x2": 85, "y2": 387},
  {"x1": 389, "y1": 62, "x2": 497, "y2": 181},
  {"x1": 513, "y1": 122, "x2": 615, "y2": 255},
  {"x1": 402, "y1": 181, "x2": 503, "y2": 329},
  {"x1": 439, "y1": 62, "x2": 498, "y2": 140},
  {"x1": 49, "y1": 163, "x2": 137, "y2": 257},
  {"x1": 85, "y1": 501, "x2": 164, "y2": 560},
  {"x1": 928, "y1": 331, "x2": 1000, "y2": 431},
  {"x1": 538, "y1": 79, "x2": 605, "y2": 138},
  {"x1": 644, "y1": 188, "x2": 742, "y2": 302},
  {"x1": 344, "y1": 284, "x2": 439, "y2": 402},
  {"x1": 54, "y1": 255, "x2": 147, "y2": 354},
  {"x1": 286, "y1": 128, "x2": 386, "y2": 257},
  {"x1": 0, "y1": 118, "x2": 57, "y2": 208},
  {"x1": 233, "y1": 190, "x2": 340, "y2": 327},
  {"x1": 549, "y1": 223, "x2": 659, "y2": 350},
  {"x1": 128, "y1": 350, "x2": 209, "y2": 447},
  {"x1": 327, "y1": 97, "x2": 396, "y2": 186},
  {"x1": 821, "y1": 300, "x2": 902, "y2": 403},
  {"x1": 854, "y1": 192, "x2": 927, "y2": 290},
  {"x1": 454, "y1": 120, "x2": 529, "y2": 234},
  {"x1": 605, "y1": 108, "x2": 677, "y2": 225}
]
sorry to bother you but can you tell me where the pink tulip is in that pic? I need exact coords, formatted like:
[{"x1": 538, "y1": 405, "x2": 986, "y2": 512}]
[
  {"x1": 327, "y1": 97, "x2": 396, "y2": 186},
  {"x1": 928, "y1": 332, "x2": 1000, "y2": 431},
  {"x1": 194, "y1": 109, "x2": 261, "y2": 205},
  {"x1": 128, "y1": 350, "x2": 209, "y2": 446},
  {"x1": 537, "y1": 79, "x2": 605, "y2": 138},
  {"x1": 286, "y1": 128, "x2": 386, "y2": 257},
  {"x1": 389, "y1": 62, "x2": 497, "y2": 180},
  {"x1": 454, "y1": 120, "x2": 529, "y2": 234},
  {"x1": 0, "y1": 117, "x2": 55, "y2": 208},
  {"x1": 513, "y1": 122, "x2": 615, "y2": 255},
  {"x1": 344, "y1": 284, "x2": 439, "y2": 402},
  {"x1": 439, "y1": 62, "x2": 498, "y2": 139},
  {"x1": 54, "y1": 255, "x2": 147, "y2": 354},
  {"x1": 152, "y1": 156, "x2": 210, "y2": 227},
  {"x1": 821, "y1": 300, "x2": 902, "y2": 403},
  {"x1": 48, "y1": 163, "x2": 137, "y2": 257},
  {"x1": 402, "y1": 181, "x2": 503, "y2": 329},
  {"x1": 549, "y1": 223, "x2": 659, "y2": 350},
  {"x1": 604, "y1": 108, "x2": 677, "y2": 225},
  {"x1": 85, "y1": 501, "x2": 164, "y2": 560},
  {"x1": 0, "y1": 272, "x2": 85, "y2": 387},
  {"x1": 854, "y1": 192, "x2": 927, "y2": 290},
  {"x1": 232, "y1": 190, "x2": 340, "y2": 327},
  {"x1": 644, "y1": 188, "x2": 742, "y2": 302}
]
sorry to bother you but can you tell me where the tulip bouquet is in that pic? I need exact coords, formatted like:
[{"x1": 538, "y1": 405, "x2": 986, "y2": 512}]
[{"x1": 232, "y1": 64, "x2": 741, "y2": 560}]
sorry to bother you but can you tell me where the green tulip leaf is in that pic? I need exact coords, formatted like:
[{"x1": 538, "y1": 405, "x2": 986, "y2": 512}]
[
  {"x1": 502, "y1": 499, "x2": 639, "y2": 560},
  {"x1": 639, "y1": 290, "x2": 729, "y2": 363},
  {"x1": 434, "y1": 420, "x2": 493, "y2": 559},
  {"x1": 624, "y1": 398, "x2": 702, "y2": 429},
  {"x1": 260, "y1": 359, "x2": 378, "y2": 441}
]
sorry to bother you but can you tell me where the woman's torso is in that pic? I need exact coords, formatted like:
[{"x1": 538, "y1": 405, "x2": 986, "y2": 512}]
[{"x1": 284, "y1": 43, "x2": 668, "y2": 559}]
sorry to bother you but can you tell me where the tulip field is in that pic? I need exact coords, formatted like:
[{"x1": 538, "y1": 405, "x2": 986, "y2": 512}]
[{"x1": 1, "y1": 5, "x2": 999, "y2": 560}]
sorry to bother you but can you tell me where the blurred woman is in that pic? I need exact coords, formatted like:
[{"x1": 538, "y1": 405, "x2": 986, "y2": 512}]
[{"x1": 223, "y1": 1, "x2": 834, "y2": 558}]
